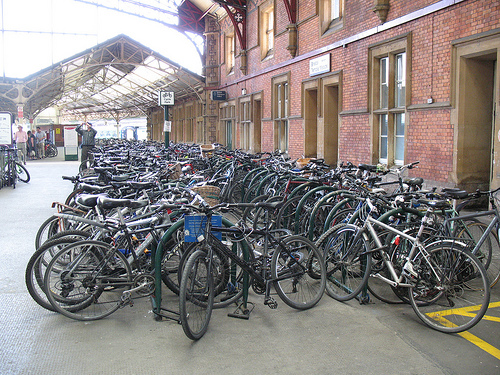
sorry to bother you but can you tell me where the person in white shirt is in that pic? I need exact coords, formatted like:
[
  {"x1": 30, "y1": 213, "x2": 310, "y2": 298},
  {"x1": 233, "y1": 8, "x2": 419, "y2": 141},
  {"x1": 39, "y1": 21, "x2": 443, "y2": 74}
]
[{"x1": 13, "y1": 125, "x2": 28, "y2": 164}]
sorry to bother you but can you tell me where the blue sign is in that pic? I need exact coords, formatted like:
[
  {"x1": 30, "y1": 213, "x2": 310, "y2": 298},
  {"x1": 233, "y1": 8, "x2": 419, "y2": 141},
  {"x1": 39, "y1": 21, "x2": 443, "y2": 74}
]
[{"x1": 184, "y1": 215, "x2": 222, "y2": 242}]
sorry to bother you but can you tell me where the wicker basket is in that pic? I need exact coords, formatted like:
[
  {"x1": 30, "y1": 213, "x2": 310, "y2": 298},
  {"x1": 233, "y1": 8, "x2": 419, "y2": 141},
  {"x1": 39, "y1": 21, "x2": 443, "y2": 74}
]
[
  {"x1": 200, "y1": 144, "x2": 215, "y2": 158},
  {"x1": 296, "y1": 158, "x2": 314, "y2": 169},
  {"x1": 190, "y1": 185, "x2": 221, "y2": 207}
]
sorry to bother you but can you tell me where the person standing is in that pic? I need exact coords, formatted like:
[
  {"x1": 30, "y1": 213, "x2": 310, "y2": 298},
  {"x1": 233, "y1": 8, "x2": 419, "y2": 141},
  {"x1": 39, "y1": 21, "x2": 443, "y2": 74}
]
[
  {"x1": 35, "y1": 127, "x2": 46, "y2": 159},
  {"x1": 27, "y1": 130, "x2": 36, "y2": 159},
  {"x1": 13, "y1": 125, "x2": 28, "y2": 164},
  {"x1": 75, "y1": 122, "x2": 97, "y2": 162}
]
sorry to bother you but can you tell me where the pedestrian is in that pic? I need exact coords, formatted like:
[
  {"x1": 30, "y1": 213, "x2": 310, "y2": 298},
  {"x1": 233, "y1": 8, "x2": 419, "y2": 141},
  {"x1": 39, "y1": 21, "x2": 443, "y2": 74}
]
[
  {"x1": 27, "y1": 130, "x2": 36, "y2": 159},
  {"x1": 13, "y1": 125, "x2": 28, "y2": 164},
  {"x1": 76, "y1": 122, "x2": 97, "y2": 162},
  {"x1": 35, "y1": 127, "x2": 46, "y2": 159}
]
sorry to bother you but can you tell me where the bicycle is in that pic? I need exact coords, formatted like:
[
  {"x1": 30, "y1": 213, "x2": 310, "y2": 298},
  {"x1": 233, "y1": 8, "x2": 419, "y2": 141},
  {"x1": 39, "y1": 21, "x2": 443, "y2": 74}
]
[
  {"x1": 177, "y1": 199, "x2": 327, "y2": 340},
  {"x1": 366, "y1": 187, "x2": 500, "y2": 305},
  {"x1": 1, "y1": 146, "x2": 30, "y2": 188},
  {"x1": 43, "y1": 196, "x2": 175, "y2": 320},
  {"x1": 44, "y1": 140, "x2": 58, "y2": 158},
  {"x1": 317, "y1": 195, "x2": 490, "y2": 333}
]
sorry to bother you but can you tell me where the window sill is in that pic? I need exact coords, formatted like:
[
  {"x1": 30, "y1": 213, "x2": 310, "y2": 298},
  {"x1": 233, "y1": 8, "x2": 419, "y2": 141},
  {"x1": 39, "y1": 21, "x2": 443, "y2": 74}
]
[
  {"x1": 261, "y1": 51, "x2": 274, "y2": 62},
  {"x1": 321, "y1": 18, "x2": 343, "y2": 37}
]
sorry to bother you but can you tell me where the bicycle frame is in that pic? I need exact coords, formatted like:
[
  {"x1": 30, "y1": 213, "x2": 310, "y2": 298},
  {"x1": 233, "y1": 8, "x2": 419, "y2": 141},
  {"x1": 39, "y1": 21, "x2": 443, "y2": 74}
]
[
  {"x1": 357, "y1": 204, "x2": 446, "y2": 290},
  {"x1": 442, "y1": 209, "x2": 500, "y2": 260},
  {"x1": 200, "y1": 208, "x2": 310, "y2": 301}
]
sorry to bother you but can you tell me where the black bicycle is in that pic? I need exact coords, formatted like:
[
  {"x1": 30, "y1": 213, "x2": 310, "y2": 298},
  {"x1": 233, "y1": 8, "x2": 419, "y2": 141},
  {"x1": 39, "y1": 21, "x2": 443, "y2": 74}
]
[
  {"x1": 177, "y1": 199, "x2": 327, "y2": 340},
  {"x1": 1, "y1": 146, "x2": 30, "y2": 189}
]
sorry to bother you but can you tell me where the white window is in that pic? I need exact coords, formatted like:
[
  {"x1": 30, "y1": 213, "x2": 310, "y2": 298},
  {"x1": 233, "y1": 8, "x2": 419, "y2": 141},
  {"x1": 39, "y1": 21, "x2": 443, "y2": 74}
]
[
  {"x1": 275, "y1": 83, "x2": 289, "y2": 153},
  {"x1": 372, "y1": 47, "x2": 408, "y2": 165}
]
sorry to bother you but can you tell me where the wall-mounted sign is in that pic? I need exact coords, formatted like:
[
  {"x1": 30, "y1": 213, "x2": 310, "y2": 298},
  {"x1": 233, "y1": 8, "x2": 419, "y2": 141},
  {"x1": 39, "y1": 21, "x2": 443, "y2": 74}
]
[
  {"x1": 164, "y1": 121, "x2": 172, "y2": 132},
  {"x1": 210, "y1": 90, "x2": 227, "y2": 101},
  {"x1": 0, "y1": 112, "x2": 13, "y2": 145},
  {"x1": 158, "y1": 91, "x2": 175, "y2": 106},
  {"x1": 309, "y1": 54, "x2": 331, "y2": 76}
]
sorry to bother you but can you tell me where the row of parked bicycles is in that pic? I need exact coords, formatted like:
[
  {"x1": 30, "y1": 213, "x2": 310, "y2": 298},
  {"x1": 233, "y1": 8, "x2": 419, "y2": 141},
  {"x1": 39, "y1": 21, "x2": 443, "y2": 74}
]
[
  {"x1": 1, "y1": 146, "x2": 30, "y2": 189},
  {"x1": 25, "y1": 139, "x2": 499, "y2": 340}
]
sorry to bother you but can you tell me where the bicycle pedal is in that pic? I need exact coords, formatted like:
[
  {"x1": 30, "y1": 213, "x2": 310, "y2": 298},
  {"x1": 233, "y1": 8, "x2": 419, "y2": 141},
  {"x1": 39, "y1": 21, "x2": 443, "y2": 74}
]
[{"x1": 264, "y1": 297, "x2": 278, "y2": 309}]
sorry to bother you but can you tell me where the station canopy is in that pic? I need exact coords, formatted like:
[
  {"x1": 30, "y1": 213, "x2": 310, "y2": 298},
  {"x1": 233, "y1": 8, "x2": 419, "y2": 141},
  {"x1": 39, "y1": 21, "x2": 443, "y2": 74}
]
[
  {"x1": 0, "y1": 34, "x2": 205, "y2": 122},
  {"x1": 0, "y1": 0, "x2": 242, "y2": 123}
]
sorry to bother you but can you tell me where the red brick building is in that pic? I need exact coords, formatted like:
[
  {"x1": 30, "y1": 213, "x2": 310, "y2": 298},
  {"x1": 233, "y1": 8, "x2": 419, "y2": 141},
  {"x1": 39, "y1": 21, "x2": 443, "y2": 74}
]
[{"x1": 157, "y1": 0, "x2": 500, "y2": 190}]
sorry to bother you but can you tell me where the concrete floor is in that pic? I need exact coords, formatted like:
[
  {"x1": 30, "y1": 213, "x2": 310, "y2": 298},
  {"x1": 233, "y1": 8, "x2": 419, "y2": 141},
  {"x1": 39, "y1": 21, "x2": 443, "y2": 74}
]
[{"x1": 1, "y1": 151, "x2": 499, "y2": 375}]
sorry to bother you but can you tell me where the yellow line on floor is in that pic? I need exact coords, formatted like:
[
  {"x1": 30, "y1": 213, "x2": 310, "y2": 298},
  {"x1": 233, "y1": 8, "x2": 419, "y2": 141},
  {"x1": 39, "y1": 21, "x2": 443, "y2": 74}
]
[
  {"x1": 458, "y1": 331, "x2": 500, "y2": 360},
  {"x1": 426, "y1": 301, "x2": 500, "y2": 319}
]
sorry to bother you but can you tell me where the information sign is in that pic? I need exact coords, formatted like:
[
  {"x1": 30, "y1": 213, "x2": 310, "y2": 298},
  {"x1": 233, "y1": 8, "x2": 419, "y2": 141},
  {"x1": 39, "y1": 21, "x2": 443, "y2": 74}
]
[
  {"x1": 158, "y1": 91, "x2": 175, "y2": 106},
  {"x1": 0, "y1": 112, "x2": 13, "y2": 145}
]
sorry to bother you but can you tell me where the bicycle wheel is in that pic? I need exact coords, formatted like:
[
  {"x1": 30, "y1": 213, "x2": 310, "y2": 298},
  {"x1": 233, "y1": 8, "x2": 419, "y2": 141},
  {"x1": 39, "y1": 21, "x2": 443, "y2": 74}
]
[
  {"x1": 64, "y1": 189, "x2": 86, "y2": 207},
  {"x1": 177, "y1": 240, "x2": 246, "y2": 309},
  {"x1": 15, "y1": 162, "x2": 30, "y2": 183},
  {"x1": 35, "y1": 211, "x2": 84, "y2": 249},
  {"x1": 455, "y1": 219, "x2": 500, "y2": 288},
  {"x1": 408, "y1": 241, "x2": 490, "y2": 333},
  {"x1": 317, "y1": 224, "x2": 372, "y2": 302},
  {"x1": 179, "y1": 249, "x2": 214, "y2": 340},
  {"x1": 271, "y1": 235, "x2": 326, "y2": 309},
  {"x1": 44, "y1": 240, "x2": 133, "y2": 321},
  {"x1": 160, "y1": 233, "x2": 186, "y2": 295},
  {"x1": 25, "y1": 231, "x2": 91, "y2": 311},
  {"x1": 366, "y1": 227, "x2": 407, "y2": 304},
  {"x1": 79, "y1": 158, "x2": 95, "y2": 174},
  {"x1": 275, "y1": 195, "x2": 302, "y2": 233}
]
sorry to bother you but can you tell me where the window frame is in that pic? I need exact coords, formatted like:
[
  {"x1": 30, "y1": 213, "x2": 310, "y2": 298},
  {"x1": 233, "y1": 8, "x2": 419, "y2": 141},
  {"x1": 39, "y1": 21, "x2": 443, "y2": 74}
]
[
  {"x1": 369, "y1": 34, "x2": 411, "y2": 166},
  {"x1": 225, "y1": 31, "x2": 235, "y2": 75},
  {"x1": 259, "y1": 0, "x2": 275, "y2": 60},
  {"x1": 220, "y1": 101, "x2": 236, "y2": 149},
  {"x1": 239, "y1": 98, "x2": 252, "y2": 151},
  {"x1": 319, "y1": 0, "x2": 344, "y2": 36},
  {"x1": 273, "y1": 73, "x2": 290, "y2": 154}
]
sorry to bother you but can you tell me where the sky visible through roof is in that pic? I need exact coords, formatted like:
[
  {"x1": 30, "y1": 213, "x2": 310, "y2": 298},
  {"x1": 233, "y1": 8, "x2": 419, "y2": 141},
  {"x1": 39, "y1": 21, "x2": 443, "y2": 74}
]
[{"x1": 0, "y1": 0, "x2": 203, "y2": 79}]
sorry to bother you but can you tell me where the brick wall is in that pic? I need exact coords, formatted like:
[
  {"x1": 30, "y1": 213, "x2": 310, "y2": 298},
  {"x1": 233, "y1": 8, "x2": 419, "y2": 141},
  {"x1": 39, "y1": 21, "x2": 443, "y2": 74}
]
[{"x1": 176, "y1": 0, "x2": 500, "y2": 186}]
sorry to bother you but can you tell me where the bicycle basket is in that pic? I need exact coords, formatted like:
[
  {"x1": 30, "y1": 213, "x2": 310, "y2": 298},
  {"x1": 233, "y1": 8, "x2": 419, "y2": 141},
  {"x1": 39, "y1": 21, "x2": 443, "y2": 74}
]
[{"x1": 190, "y1": 185, "x2": 221, "y2": 207}]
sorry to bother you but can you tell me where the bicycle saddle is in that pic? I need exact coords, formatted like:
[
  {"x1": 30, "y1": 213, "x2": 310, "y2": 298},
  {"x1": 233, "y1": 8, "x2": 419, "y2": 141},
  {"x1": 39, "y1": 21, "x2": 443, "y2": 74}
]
[
  {"x1": 403, "y1": 177, "x2": 424, "y2": 186},
  {"x1": 441, "y1": 188, "x2": 469, "y2": 199},
  {"x1": 417, "y1": 198, "x2": 450, "y2": 209},
  {"x1": 97, "y1": 196, "x2": 149, "y2": 209},
  {"x1": 76, "y1": 194, "x2": 103, "y2": 208}
]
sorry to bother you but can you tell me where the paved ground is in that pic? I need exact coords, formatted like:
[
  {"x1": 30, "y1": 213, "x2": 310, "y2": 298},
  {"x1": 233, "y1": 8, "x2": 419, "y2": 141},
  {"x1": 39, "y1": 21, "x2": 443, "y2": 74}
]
[{"x1": 1, "y1": 151, "x2": 499, "y2": 375}]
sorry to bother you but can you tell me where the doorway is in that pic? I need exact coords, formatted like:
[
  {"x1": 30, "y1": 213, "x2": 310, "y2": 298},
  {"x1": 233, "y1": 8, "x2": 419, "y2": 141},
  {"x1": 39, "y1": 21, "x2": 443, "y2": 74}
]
[
  {"x1": 304, "y1": 88, "x2": 318, "y2": 158},
  {"x1": 253, "y1": 99, "x2": 262, "y2": 153},
  {"x1": 323, "y1": 84, "x2": 339, "y2": 166},
  {"x1": 453, "y1": 37, "x2": 499, "y2": 192}
]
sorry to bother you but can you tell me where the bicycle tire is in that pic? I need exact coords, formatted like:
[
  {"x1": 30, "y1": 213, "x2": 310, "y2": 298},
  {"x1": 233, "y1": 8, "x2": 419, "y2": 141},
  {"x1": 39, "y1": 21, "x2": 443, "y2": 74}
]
[
  {"x1": 317, "y1": 224, "x2": 372, "y2": 302},
  {"x1": 25, "y1": 230, "x2": 91, "y2": 311},
  {"x1": 275, "y1": 195, "x2": 303, "y2": 233},
  {"x1": 455, "y1": 219, "x2": 500, "y2": 288},
  {"x1": 177, "y1": 239, "x2": 246, "y2": 309},
  {"x1": 160, "y1": 234, "x2": 186, "y2": 295},
  {"x1": 44, "y1": 240, "x2": 132, "y2": 321},
  {"x1": 179, "y1": 249, "x2": 214, "y2": 340},
  {"x1": 79, "y1": 158, "x2": 95, "y2": 174},
  {"x1": 15, "y1": 162, "x2": 30, "y2": 183},
  {"x1": 35, "y1": 211, "x2": 85, "y2": 249},
  {"x1": 64, "y1": 188, "x2": 86, "y2": 207},
  {"x1": 408, "y1": 241, "x2": 490, "y2": 333},
  {"x1": 271, "y1": 235, "x2": 326, "y2": 309}
]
